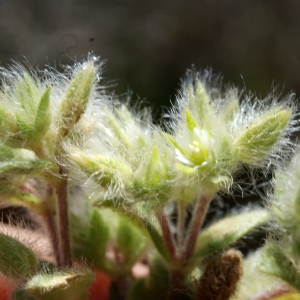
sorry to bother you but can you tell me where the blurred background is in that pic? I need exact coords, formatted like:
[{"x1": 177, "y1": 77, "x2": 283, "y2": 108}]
[
  {"x1": 0, "y1": 0, "x2": 299, "y2": 250},
  {"x1": 1, "y1": 0, "x2": 300, "y2": 116}
]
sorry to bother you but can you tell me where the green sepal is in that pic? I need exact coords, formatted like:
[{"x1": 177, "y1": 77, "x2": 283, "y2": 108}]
[
  {"x1": 134, "y1": 145, "x2": 169, "y2": 192},
  {"x1": 34, "y1": 86, "x2": 52, "y2": 139},
  {"x1": 259, "y1": 243, "x2": 300, "y2": 291},
  {"x1": 0, "y1": 233, "x2": 38, "y2": 280},
  {"x1": 175, "y1": 162, "x2": 195, "y2": 174},
  {"x1": 163, "y1": 133, "x2": 190, "y2": 159},
  {"x1": 16, "y1": 115, "x2": 35, "y2": 140},
  {"x1": 194, "y1": 80, "x2": 210, "y2": 120},
  {"x1": 185, "y1": 109, "x2": 198, "y2": 131},
  {"x1": 115, "y1": 104, "x2": 134, "y2": 123},
  {"x1": 104, "y1": 109, "x2": 131, "y2": 150},
  {"x1": 0, "y1": 107, "x2": 18, "y2": 138},
  {"x1": 233, "y1": 107, "x2": 291, "y2": 164},
  {"x1": 116, "y1": 218, "x2": 146, "y2": 268},
  {"x1": 59, "y1": 62, "x2": 95, "y2": 137},
  {"x1": 144, "y1": 146, "x2": 160, "y2": 187},
  {"x1": 223, "y1": 90, "x2": 239, "y2": 122},
  {"x1": 143, "y1": 220, "x2": 170, "y2": 262},
  {"x1": 15, "y1": 73, "x2": 39, "y2": 115},
  {"x1": 193, "y1": 209, "x2": 269, "y2": 259},
  {"x1": 25, "y1": 268, "x2": 94, "y2": 300}
]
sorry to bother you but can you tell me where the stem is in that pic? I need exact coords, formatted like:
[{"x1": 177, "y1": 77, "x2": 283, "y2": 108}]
[
  {"x1": 55, "y1": 172, "x2": 72, "y2": 267},
  {"x1": 43, "y1": 208, "x2": 61, "y2": 266},
  {"x1": 176, "y1": 201, "x2": 186, "y2": 258},
  {"x1": 168, "y1": 271, "x2": 185, "y2": 300},
  {"x1": 184, "y1": 193, "x2": 212, "y2": 261},
  {"x1": 157, "y1": 211, "x2": 176, "y2": 260},
  {"x1": 250, "y1": 284, "x2": 290, "y2": 300}
]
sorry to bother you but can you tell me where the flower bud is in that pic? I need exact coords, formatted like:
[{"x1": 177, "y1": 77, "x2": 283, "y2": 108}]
[
  {"x1": 59, "y1": 62, "x2": 95, "y2": 137},
  {"x1": 233, "y1": 107, "x2": 291, "y2": 164},
  {"x1": 34, "y1": 86, "x2": 52, "y2": 140},
  {"x1": 68, "y1": 148, "x2": 132, "y2": 187}
]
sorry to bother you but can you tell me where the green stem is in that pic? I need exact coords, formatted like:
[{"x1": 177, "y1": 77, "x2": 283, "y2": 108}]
[{"x1": 55, "y1": 172, "x2": 72, "y2": 267}]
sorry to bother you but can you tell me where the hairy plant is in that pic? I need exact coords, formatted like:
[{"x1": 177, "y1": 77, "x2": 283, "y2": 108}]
[{"x1": 0, "y1": 57, "x2": 297, "y2": 300}]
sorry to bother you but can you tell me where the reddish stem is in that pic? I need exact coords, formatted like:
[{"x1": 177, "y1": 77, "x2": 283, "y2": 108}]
[
  {"x1": 157, "y1": 211, "x2": 176, "y2": 260},
  {"x1": 184, "y1": 193, "x2": 212, "y2": 261},
  {"x1": 43, "y1": 208, "x2": 61, "y2": 266},
  {"x1": 168, "y1": 271, "x2": 185, "y2": 300},
  {"x1": 176, "y1": 201, "x2": 186, "y2": 258},
  {"x1": 55, "y1": 175, "x2": 72, "y2": 267}
]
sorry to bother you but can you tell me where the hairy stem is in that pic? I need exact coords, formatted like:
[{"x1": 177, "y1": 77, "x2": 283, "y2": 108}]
[
  {"x1": 184, "y1": 193, "x2": 212, "y2": 261},
  {"x1": 55, "y1": 172, "x2": 72, "y2": 267},
  {"x1": 157, "y1": 211, "x2": 176, "y2": 260},
  {"x1": 176, "y1": 201, "x2": 186, "y2": 258},
  {"x1": 44, "y1": 208, "x2": 61, "y2": 266}
]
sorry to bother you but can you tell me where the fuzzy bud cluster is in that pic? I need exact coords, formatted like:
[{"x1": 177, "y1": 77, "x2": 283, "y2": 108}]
[{"x1": 165, "y1": 70, "x2": 295, "y2": 200}]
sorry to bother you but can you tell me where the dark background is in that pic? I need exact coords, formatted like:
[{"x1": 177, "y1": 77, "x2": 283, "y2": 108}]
[{"x1": 1, "y1": 0, "x2": 300, "y2": 117}]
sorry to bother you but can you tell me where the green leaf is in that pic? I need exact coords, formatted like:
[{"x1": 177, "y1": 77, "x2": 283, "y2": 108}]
[
  {"x1": 128, "y1": 279, "x2": 148, "y2": 300},
  {"x1": 0, "y1": 145, "x2": 15, "y2": 161},
  {"x1": 34, "y1": 86, "x2": 52, "y2": 139},
  {"x1": 143, "y1": 220, "x2": 170, "y2": 262},
  {"x1": 259, "y1": 243, "x2": 300, "y2": 291},
  {"x1": 88, "y1": 209, "x2": 110, "y2": 269},
  {"x1": 0, "y1": 160, "x2": 58, "y2": 181},
  {"x1": 117, "y1": 218, "x2": 146, "y2": 267},
  {"x1": 71, "y1": 209, "x2": 110, "y2": 271},
  {"x1": 194, "y1": 209, "x2": 269, "y2": 259},
  {"x1": 0, "y1": 187, "x2": 44, "y2": 214},
  {"x1": 59, "y1": 62, "x2": 95, "y2": 137},
  {"x1": 25, "y1": 268, "x2": 94, "y2": 300},
  {"x1": 0, "y1": 233, "x2": 38, "y2": 280},
  {"x1": 148, "y1": 256, "x2": 170, "y2": 299}
]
